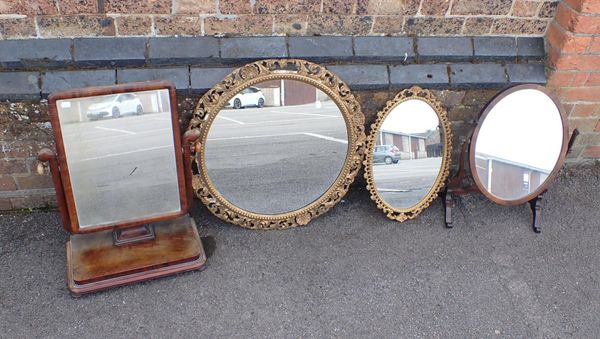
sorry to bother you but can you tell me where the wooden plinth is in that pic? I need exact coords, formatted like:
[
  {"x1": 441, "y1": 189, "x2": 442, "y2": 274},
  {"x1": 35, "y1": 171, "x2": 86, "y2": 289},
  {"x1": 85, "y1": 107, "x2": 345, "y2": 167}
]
[{"x1": 66, "y1": 215, "x2": 206, "y2": 295}]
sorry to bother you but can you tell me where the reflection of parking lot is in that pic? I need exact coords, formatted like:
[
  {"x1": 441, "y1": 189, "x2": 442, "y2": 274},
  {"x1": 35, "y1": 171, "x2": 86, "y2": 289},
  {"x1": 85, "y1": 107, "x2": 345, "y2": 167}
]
[
  {"x1": 60, "y1": 111, "x2": 181, "y2": 227},
  {"x1": 373, "y1": 157, "x2": 443, "y2": 209},
  {"x1": 205, "y1": 101, "x2": 348, "y2": 215}
]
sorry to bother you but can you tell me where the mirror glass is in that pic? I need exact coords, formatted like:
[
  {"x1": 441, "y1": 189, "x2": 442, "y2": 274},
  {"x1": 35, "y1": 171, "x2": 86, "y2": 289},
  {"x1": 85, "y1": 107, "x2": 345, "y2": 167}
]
[
  {"x1": 56, "y1": 89, "x2": 181, "y2": 228},
  {"x1": 204, "y1": 79, "x2": 348, "y2": 214},
  {"x1": 474, "y1": 88, "x2": 564, "y2": 201},
  {"x1": 372, "y1": 99, "x2": 443, "y2": 209}
]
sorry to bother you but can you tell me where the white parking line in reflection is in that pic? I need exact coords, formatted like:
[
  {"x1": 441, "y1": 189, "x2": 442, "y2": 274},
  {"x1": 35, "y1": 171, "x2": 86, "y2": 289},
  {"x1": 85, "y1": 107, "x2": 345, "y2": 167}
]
[
  {"x1": 95, "y1": 126, "x2": 136, "y2": 135},
  {"x1": 207, "y1": 132, "x2": 347, "y2": 144},
  {"x1": 217, "y1": 115, "x2": 245, "y2": 125},
  {"x1": 302, "y1": 132, "x2": 348, "y2": 144},
  {"x1": 78, "y1": 145, "x2": 172, "y2": 162},
  {"x1": 208, "y1": 132, "x2": 301, "y2": 141},
  {"x1": 275, "y1": 112, "x2": 341, "y2": 118},
  {"x1": 244, "y1": 117, "x2": 338, "y2": 125}
]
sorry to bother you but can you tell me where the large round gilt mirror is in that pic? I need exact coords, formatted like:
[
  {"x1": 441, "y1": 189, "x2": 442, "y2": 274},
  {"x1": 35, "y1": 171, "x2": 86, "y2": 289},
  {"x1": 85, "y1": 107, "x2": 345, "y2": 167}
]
[
  {"x1": 364, "y1": 86, "x2": 452, "y2": 222},
  {"x1": 470, "y1": 84, "x2": 568, "y2": 205},
  {"x1": 189, "y1": 59, "x2": 366, "y2": 229}
]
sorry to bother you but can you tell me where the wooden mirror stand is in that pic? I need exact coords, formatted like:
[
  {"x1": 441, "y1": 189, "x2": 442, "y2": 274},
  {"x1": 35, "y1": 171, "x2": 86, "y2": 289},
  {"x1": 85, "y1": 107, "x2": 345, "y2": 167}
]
[
  {"x1": 38, "y1": 82, "x2": 206, "y2": 295},
  {"x1": 444, "y1": 129, "x2": 579, "y2": 233}
]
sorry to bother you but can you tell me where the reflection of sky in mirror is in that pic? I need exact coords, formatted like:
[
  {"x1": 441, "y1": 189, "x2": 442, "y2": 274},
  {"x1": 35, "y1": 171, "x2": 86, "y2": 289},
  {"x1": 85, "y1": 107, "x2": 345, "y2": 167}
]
[
  {"x1": 475, "y1": 89, "x2": 563, "y2": 171},
  {"x1": 381, "y1": 99, "x2": 439, "y2": 134}
]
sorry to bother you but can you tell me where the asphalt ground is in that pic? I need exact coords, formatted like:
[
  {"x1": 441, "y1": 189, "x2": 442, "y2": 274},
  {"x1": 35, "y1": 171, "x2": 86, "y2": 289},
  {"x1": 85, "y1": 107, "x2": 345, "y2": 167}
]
[
  {"x1": 374, "y1": 157, "x2": 443, "y2": 208},
  {"x1": 1, "y1": 164, "x2": 599, "y2": 337}
]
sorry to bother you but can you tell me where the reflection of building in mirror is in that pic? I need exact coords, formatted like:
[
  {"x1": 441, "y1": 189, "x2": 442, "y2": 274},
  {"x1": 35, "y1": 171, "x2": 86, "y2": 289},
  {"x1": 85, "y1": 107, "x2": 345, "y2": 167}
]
[
  {"x1": 58, "y1": 89, "x2": 171, "y2": 123},
  {"x1": 475, "y1": 153, "x2": 549, "y2": 199},
  {"x1": 375, "y1": 127, "x2": 441, "y2": 162},
  {"x1": 225, "y1": 80, "x2": 330, "y2": 109}
]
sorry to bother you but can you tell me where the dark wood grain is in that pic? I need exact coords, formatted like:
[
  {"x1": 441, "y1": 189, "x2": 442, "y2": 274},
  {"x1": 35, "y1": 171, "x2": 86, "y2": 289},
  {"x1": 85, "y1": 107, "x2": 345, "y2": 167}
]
[{"x1": 67, "y1": 215, "x2": 206, "y2": 295}]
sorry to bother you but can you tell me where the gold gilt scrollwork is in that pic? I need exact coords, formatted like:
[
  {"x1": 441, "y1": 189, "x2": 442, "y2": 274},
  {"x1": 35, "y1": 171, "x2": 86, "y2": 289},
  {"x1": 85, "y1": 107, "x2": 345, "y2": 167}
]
[
  {"x1": 189, "y1": 59, "x2": 366, "y2": 230},
  {"x1": 363, "y1": 86, "x2": 453, "y2": 222}
]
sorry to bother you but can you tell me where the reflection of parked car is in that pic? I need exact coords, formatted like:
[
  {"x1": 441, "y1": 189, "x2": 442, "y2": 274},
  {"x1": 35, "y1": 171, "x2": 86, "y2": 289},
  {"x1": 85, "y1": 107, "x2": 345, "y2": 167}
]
[
  {"x1": 374, "y1": 145, "x2": 401, "y2": 164},
  {"x1": 87, "y1": 93, "x2": 144, "y2": 120},
  {"x1": 227, "y1": 87, "x2": 265, "y2": 109}
]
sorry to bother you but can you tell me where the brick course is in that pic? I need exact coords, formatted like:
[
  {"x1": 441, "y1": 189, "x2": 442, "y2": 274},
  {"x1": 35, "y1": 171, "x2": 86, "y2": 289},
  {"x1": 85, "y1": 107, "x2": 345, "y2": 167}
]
[
  {"x1": 0, "y1": 0, "x2": 556, "y2": 39},
  {"x1": 546, "y1": 0, "x2": 600, "y2": 160}
]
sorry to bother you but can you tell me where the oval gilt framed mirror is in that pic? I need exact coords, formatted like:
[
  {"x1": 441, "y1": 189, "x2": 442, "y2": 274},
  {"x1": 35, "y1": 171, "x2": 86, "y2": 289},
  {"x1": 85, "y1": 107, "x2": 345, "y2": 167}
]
[
  {"x1": 364, "y1": 86, "x2": 452, "y2": 222},
  {"x1": 189, "y1": 59, "x2": 366, "y2": 229},
  {"x1": 470, "y1": 84, "x2": 569, "y2": 205}
]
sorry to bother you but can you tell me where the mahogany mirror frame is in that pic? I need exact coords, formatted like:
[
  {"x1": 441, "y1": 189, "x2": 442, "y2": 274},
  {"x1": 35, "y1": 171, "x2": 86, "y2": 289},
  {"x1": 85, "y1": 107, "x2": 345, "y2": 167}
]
[
  {"x1": 45, "y1": 81, "x2": 193, "y2": 234},
  {"x1": 444, "y1": 84, "x2": 575, "y2": 233},
  {"x1": 469, "y1": 84, "x2": 570, "y2": 206}
]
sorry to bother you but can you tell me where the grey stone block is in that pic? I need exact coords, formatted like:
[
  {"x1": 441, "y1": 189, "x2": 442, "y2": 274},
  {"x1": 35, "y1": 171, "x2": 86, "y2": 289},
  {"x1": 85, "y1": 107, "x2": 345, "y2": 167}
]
[
  {"x1": 474, "y1": 37, "x2": 517, "y2": 60},
  {"x1": 191, "y1": 67, "x2": 235, "y2": 91},
  {"x1": 390, "y1": 64, "x2": 449, "y2": 88},
  {"x1": 517, "y1": 37, "x2": 545, "y2": 59},
  {"x1": 506, "y1": 63, "x2": 547, "y2": 84},
  {"x1": 450, "y1": 63, "x2": 508, "y2": 89},
  {"x1": 417, "y1": 37, "x2": 473, "y2": 61},
  {"x1": 42, "y1": 70, "x2": 115, "y2": 94},
  {"x1": 149, "y1": 37, "x2": 219, "y2": 65},
  {"x1": 221, "y1": 37, "x2": 287, "y2": 61},
  {"x1": 0, "y1": 39, "x2": 72, "y2": 69},
  {"x1": 0, "y1": 72, "x2": 40, "y2": 100},
  {"x1": 289, "y1": 37, "x2": 353, "y2": 60},
  {"x1": 74, "y1": 38, "x2": 147, "y2": 67},
  {"x1": 117, "y1": 67, "x2": 189, "y2": 90},
  {"x1": 327, "y1": 65, "x2": 388, "y2": 90},
  {"x1": 354, "y1": 37, "x2": 414, "y2": 61}
]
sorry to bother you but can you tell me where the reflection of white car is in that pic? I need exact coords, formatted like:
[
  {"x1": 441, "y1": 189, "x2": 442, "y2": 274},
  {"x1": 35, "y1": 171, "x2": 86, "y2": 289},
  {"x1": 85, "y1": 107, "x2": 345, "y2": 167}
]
[
  {"x1": 227, "y1": 87, "x2": 265, "y2": 109},
  {"x1": 87, "y1": 93, "x2": 144, "y2": 120}
]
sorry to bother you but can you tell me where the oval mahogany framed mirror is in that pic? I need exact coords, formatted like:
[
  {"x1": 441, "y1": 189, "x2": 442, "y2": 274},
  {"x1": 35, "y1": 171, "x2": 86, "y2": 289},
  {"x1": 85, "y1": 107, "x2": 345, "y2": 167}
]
[
  {"x1": 470, "y1": 84, "x2": 569, "y2": 206},
  {"x1": 189, "y1": 59, "x2": 366, "y2": 229},
  {"x1": 364, "y1": 86, "x2": 452, "y2": 222}
]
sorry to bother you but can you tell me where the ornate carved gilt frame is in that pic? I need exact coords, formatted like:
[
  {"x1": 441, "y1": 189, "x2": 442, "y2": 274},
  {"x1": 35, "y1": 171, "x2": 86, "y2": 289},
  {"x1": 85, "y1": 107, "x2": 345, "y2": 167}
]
[
  {"x1": 364, "y1": 86, "x2": 453, "y2": 222},
  {"x1": 189, "y1": 59, "x2": 366, "y2": 229}
]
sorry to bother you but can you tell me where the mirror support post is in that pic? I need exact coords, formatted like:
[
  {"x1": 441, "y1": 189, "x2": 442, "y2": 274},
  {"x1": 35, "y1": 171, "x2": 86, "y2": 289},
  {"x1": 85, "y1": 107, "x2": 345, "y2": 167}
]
[
  {"x1": 444, "y1": 132, "x2": 479, "y2": 228},
  {"x1": 443, "y1": 188, "x2": 454, "y2": 228},
  {"x1": 182, "y1": 129, "x2": 201, "y2": 213},
  {"x1": 529, "y1": 192, "x2": 545, "y2": 233},
  {"x1": 38, "y1": 148, "x2": 71, "y2": 232},
  {"x1": 567, "y1": 129, "x2": 580, "y2": 155}
]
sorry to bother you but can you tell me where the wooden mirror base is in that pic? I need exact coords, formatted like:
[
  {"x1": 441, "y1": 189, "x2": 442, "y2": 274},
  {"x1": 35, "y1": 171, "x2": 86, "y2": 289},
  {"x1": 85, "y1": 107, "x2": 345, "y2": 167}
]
[
  {"x1": 66, "y1": 215, "x2": 206, "y2": 295},
  {"x1": 443, "y1": 138, "x2": 546, "y2": 233}
]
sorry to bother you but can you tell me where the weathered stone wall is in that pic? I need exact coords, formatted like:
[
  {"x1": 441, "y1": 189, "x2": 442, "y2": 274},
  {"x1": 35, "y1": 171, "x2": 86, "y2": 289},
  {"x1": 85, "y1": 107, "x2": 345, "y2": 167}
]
[{"x1": 0, "y1": 0, "x2": 557, "y2": 38}]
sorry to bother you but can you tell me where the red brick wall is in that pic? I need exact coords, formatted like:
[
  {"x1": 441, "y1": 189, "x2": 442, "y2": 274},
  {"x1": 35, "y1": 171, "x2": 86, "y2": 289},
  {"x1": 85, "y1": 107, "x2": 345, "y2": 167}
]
[
  {"x1": 546, "y1": 0, "x2": 600, "y2": 160},
  {"x1": 0, "y1": 0, "x2": 557, "y2": 38}
]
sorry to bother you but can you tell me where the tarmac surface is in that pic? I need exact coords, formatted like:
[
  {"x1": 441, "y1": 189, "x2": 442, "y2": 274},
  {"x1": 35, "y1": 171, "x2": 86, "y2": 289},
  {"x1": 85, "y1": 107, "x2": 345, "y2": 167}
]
[
  {"x1": 205, "y1": 102, "x2": 346, "y2": 214},
  {"x1": 1, "y1": 164, "x2": 599, "y2": 338}
]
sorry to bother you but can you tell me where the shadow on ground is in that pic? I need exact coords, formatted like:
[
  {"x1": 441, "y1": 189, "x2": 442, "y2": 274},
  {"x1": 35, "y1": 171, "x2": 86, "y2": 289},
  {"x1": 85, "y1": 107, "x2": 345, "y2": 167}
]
[{"x1": 1, "y1": 164, "x2": 599, "y2": 337}]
